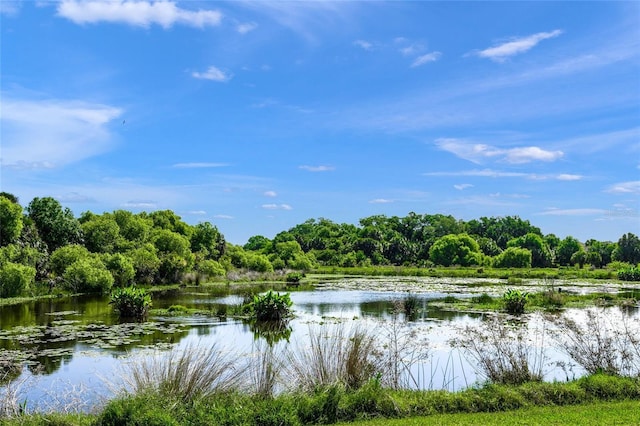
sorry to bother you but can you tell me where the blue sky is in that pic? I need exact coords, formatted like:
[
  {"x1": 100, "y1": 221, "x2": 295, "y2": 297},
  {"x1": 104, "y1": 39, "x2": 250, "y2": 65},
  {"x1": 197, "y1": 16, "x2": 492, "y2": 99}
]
[{"x1": 1, "y1": 1, "x2": 639, "y2": 245}]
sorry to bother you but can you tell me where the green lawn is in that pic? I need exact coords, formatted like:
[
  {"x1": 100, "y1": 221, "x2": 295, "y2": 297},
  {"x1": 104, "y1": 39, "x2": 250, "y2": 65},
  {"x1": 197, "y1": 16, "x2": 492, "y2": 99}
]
[{"x1": 337, "y1": 400, "x2": 640, "y2": 426}]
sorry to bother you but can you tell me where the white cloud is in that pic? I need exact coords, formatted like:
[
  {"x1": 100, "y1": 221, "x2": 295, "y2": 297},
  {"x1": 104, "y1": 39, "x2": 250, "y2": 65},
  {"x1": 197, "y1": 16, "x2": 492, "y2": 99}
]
[
  {"x1": 172, "y1": 162, "x2": 228, "y2": 168},
  {"x1": 299, "y1": 165, "x2": 335, "y2": 172},
  {"x1": 424, "y1": 169, "x2": 580, "y2": 181},
  {"x1": 122, "y1": 200, "x2": 158, "y2": 209},
  {"x1": 475, "y1": 29, "x2": 563, "y2": 62},
  {"x1": 214, "y1": 214, "x2": 234, "y2": 219},
  {"x1": 539, "y1": 208, "x2": 607, "y2": 216},
  {"x1": 453, "y1": 184, "x2": 473, "y2": 190},
  {"x1": 192, "y1": 66, "x2": 232, "y2": 82},
  {"x1": 606, "y1": 181, "x2": 640, "y2": 194},
  {"x1": 435, "y1": 138, "x2": 563, "y2": 164},
  {"x1": 557, "y1": 174, "x2": 583, "y2": 181},
  {"x1": 262, "y1": 203, "x2": 292, "y2": 210},
  {"x1": 187, "y1": 210, "x2": 207, "y2": 215},
  {"x1": 55, "y1": 192, "x2": 96, "y2": 203},
  {"x1": 264, "y1": 191, "x2": 277, "y2": 197},
  {"x1": 1, "y1": 97, "x2": 122, "y2": 169},
  {"x1": 0, "y1": 1, "x2": 20, "y2": 16},
  {"x1": 237, "y1": 22, "x2": 257, "y2": 34},
  {"x1": 369, "y1": 198, "x2": 393, "y2": 204},
  {"x1": 353, "y1": 39, "x2": 373, "y2": 51},
  {"x1": 57, "y1": 0, "x2": 222, "y2": 28},
  {"x1": 411, "y1": 52, "x2": 441, "y2": 67}
]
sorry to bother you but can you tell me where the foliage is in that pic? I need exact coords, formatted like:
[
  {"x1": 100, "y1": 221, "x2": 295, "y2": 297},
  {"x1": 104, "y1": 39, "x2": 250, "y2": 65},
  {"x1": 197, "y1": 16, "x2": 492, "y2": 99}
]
[
  {"x1": 0, "y1": 196, "x2": 23, "y2": 247},
  {"x1": 102, "y1": 253, "x2": 136, "y2": 287},
  {"x1": 245, "y1": 290, "x2": 293, "y2": 321},
  {"x1": 556, "y1": 236, "x2": 582, "y2": 266},
  {"x1": 429, "y1": 234, "x2": 482, "y2": 267},
  {"x1": 617, "y1": 266, "x2": 640, "y2": 281},
  {"x1": 127, "y1": 244, "x2": 161, "y2": 284},
  {"x1": 612, "y1": 232, "x2": 640, "y2": 264},
  {"x1": 49, "y1": 244, "x2": 92, "y2": 276},
  {"x1": 62, "y1": 257, "x2": 114, "y2": 293},
  {"x1": 81, "y1": 215, "x2": 121, "y2": 253},
  {"x1": 286, "y1": 272, "x2": 305, "y2": 284},
  {"x1": 110, "y1": 286, "x2": 152, "y2": 318},
  {"x1": 492, "y1": 247, "x2": 532, "y2": 268},
  {"x1": 451, "y1": 315, "x2": 545, "y2": 385},
  {"x1": 502, "y1": 289, "x2": 529, "y2": 315},
  {"x1": 26, "y1": 197, "x2": 83, "y2": 251},
  {"x1": 190, "y1": 222, "x2": 226, "y2": 260},
  {"x1": 195, "y1": 259, "x2": 226, "y2": 279},
  {"x1": 0, "y1": 261, "x2": 35, "y2": 297},
  {"x1": 507, "y1": 233, "x2": 552, "y2": 267}
]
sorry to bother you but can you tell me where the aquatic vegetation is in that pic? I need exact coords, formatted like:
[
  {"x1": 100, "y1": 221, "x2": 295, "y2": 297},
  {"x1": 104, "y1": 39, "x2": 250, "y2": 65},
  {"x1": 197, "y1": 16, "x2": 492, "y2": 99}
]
[
  {"x1": 110, "y1": 286, "x2": 152, "y2": 319},
  {"x1": 503, "y1": 289, "x2": 529, "y2": 315},
  {"x1": 244, "y1": 290, "x2": 293, "y2": 321}
]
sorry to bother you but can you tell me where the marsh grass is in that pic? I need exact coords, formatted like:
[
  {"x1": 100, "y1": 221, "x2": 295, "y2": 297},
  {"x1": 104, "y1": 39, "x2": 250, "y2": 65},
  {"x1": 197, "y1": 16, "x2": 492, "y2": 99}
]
[
  {"x1": 248, "y1": 341, "x2": 284, "y2": 398},
  {"x1": 119, "y1": 343, "x2": 241, "y2": 402},
  {"x1": 286, "y1": 323, "x2": 380, "y2": 391},
  {"x1": 553, "y1": 308, "x2": 640, "y2": 377},
  {"x1": 451, "y1": 314, "x2": 546, "y2": 386}
]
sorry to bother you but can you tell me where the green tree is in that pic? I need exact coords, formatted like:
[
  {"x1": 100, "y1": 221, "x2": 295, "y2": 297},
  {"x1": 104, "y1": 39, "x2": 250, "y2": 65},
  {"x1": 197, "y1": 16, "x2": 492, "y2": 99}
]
[
  {"x1": 493, "y1": 247, "x2": 532, "y2": 268},
  {"x1": 82, "y1": 214, "x2": 121, "y2": 253},
  {"x1": 147, "y1": 210, "x2": 192, "y2": 237},
  {"x1": 127, "y1": 244, "x2": 161, "y2": 284},
  {"x1": 50, "y1": 244, "x2": 91, "y2": 276},
  {"x1": 62, "y1": 257, "x2": 113, "y2": 293},
  {"x1": 428, "y1": 234, "x2": 483, "y2": 267},
  {"x1": 612, "y1": 233, "x2": 640, "y2": 264},
  {"x1": 113, "y1": 210, "x2": 152, "y2": 244},
  {"x1": 152, "y1": 229, "x2": 194, "y2": 282},
  {"x1": 243, "y1": 235, "x2": 272, "y2": 253},
  {"x1": 507, "y1": 233, "x2": 552, "y2": 267},
  {"x1": 556, "y1": 236, "x2": 582, "y2": 266},
  {"x1": 26, "y1": 197, "x2": 82, "y2": 251},
  {"x1": 0, "y1": 262, "x2": 36, "y2": 297},
  {"x1": 571, "y1": 249, "x2": 588, "y2": 268},
  {"x1": 0, "y1": 196, "x2": 23, "y2": 247},
  {"x1": 102, "y1": 253, "x2": 135, "y2": 287},
  {"x1": 466, "y1": 216, "x2": 541, "y2": 249},
  {"x1": 190, "y1": 222, "x2": 225, "y2": 260}
]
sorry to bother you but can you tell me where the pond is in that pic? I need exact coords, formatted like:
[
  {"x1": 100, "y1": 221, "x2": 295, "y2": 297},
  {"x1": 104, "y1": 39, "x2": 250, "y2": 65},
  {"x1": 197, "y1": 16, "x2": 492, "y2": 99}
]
[{"x1": 0, "y1": 277, "x2": 638, "y2": 413}]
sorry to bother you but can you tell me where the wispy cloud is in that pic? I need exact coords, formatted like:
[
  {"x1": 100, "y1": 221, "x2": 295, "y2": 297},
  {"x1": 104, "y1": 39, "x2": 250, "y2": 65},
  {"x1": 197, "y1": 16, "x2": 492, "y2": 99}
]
[
  {"x1": 214, "y1": 214, "x2": 234, "y2": 219},
  {"x1": 122, "y1": 200, "x2": 158, "y2": 209},
  {"x1": 353, "y1": 39, "x2": 374, "y2": 51},
  {"x1": 606, "y1": 181, "x2": 640, "y2": 194},
  {"x1": 474, "y1": 29, "x2": 563, "y2": 62},
  {"x1": 191, "y1": 66, "x2": 232, "y2": 82},
  {"x1": 1, "y1": 97, "x2": 122, "y2": 169},
  {"x1": 424, "y1": 169, "x2": 582, "y2": 181},
  {"x1": 539, "y1": 208, "x2": 607, "y2": 216},
  {"x1": 411, "y1": 51, "x2": 441, "y2": 67},
  {"x1": 0, "y1": 1, "x2": 20, "y2": 16},
  {"x1": 299, "y1": 165, "x2": 335, "y2": 172},
  {"x1": 435, "y1": 138, "x2": 563, "y2": 164},
  {"x1": 262, "y1": 203, "x2": 292, "y2": 210},
  {"x1": 186, "y1": 210, "x2": 207, "y2": 215},
  {"x1": 237, "y1": 21, "x2": 257, "y2": 34},
  {"x1": 172, "y1": 162, "x2": 229, "y2": 169},
  {"x1": 369, "y1": 198, "x2": 393, "y2": 204},
  {"x1": 453, "y1": 184, "x2": 473, "y2": 190},
  {"x1": 264, "y1": 190, "x2": 277, "y2": 197},
  {"x1": 57, "y1": 0, "x2": 222, "y2": 28}
]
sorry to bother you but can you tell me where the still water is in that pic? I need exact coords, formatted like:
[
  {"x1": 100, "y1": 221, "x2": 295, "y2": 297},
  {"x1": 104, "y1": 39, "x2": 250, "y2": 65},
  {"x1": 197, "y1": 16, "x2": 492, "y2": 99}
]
[{"x1": 0, "y1": 278, "x2": 637, "y2": 413}]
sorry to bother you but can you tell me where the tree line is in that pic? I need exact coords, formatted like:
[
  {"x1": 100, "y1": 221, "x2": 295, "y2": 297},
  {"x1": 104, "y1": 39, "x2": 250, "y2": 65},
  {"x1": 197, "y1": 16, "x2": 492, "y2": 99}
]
[{"x1": 1, "y1": 193, "x2": 639, "y2": 297}]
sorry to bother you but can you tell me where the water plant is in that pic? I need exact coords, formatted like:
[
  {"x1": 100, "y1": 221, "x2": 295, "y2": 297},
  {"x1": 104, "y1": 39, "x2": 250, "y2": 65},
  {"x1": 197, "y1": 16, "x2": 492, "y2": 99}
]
[
  {"x1": 245, "y1": 290, "x2": 293, "y2": 321},
  {"x1": 110, "y1": 286, "x2": 152, "y2": 319},
  {"x1": 617, "y1": 266, "x2": 640, "y2": 281},
  {"x1": 451, "y1": 315, "x2": 546, "y2": 386},
  {"x1": 285, "y1": 272, "x2": 305, "y2": 284},
  {"x1": 503, "y1": 289, "x2": 529, "y2": 315}
]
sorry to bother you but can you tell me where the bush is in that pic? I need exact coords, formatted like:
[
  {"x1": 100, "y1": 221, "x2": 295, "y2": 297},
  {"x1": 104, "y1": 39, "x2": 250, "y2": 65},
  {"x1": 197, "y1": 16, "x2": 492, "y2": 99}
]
[
  {"x1": 285, "y1": 272, "x2": 304, "y2": 284},
  {"x1": 196, "y1": 259, "x2": 226, "y2": 279},
  {"x1": 246, "y1": 290, "x2": 293, "y2": 321},
  {"x1": 103, "y1": 253, "x2": 135, "y2": 287},
  {"x1": 503, "y1": 289, "x2": 529, "y2": 315},
  {"x1": 110, "y1": 286, "x2": 152, "y2": 319},
  {"x1": 617, "y1": 266, "x2": 640, "y2": 281},
  {"x1": 62, "y1": 258, "x2": 114, "y2": 293},
  {"x1": 0, "y1": 262, "x2": 36, "y2": 297}
]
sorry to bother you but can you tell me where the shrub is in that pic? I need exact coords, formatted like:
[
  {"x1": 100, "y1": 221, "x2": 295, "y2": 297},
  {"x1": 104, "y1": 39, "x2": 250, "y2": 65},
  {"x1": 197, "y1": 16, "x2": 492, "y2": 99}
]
[
  {"x1": 196, "y1": 259, "x2": 226, "y2": 279},
  {"x1": 0, "y1": 262, "x2": 35, "y2": 297},
  {"x1": 617, "y1": 266, "x2": 640, "y2": 281},
  {"x1": 103, "y1": 253, "x2": 135, "y2": 287},
  {"x1": 285, "y1": 272, "x2": 304, "y2": 284},
  {"x1": 50, "y1": 244, "x2": 91, "y2": 276},
  {"x1": 62, "y1": 258, "x2": 114, "y2": 293},
  {"x1": 110, "y1": 286, "x2": 152, "y2": 319},
  {"x1": 493, "y1": 247, "x2": 532, "y2": 268},
  {"x1": 503, "y1": 289, "x2": 529, "y2": 315},
  {"x1": 245, "y1": 290, "x2": 293, "y2": 321}
]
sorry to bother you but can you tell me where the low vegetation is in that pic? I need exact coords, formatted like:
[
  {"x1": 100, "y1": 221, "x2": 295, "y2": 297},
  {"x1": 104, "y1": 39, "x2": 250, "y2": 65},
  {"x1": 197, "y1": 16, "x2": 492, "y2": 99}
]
[{"x1": 109, "y1": 286, "x2": 152, "y2": 319}]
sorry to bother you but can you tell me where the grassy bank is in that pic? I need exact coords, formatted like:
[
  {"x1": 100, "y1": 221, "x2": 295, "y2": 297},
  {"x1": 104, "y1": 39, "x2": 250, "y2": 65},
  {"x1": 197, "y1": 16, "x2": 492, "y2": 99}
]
[{"x1": 3, "y1": 374, "x2": 639, "y2": 426}]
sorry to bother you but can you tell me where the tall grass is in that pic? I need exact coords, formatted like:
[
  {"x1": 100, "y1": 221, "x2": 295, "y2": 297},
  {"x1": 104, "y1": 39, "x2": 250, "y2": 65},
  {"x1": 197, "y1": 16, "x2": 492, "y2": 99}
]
[
  {"x1": 451, "y1": 314, "x2": 546, "y2": 385},
  {"x1": 248, "y1": 341, "x2": 284, "y2": 398},
  {"x1": 286, "y1": 323, "x2": 380, "y2": 391},
  {"x1": 119, "y1": 343, "x2": 241, "y2": 402},
  {"x1": 552, "y1": 308, "x2": 640, "y2": 377}
]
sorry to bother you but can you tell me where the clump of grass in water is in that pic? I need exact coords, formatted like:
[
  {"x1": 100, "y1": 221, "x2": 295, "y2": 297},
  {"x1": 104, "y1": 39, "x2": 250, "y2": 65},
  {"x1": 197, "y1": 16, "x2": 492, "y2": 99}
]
[
  {"x1": 451, "y1": 314, "x2": 546, "y2": 386},
  {"x1": 286, "y1": 323, "x2": 380, "y2": 391},
  {"x1": 119, "y1": 344, "x2": 241, "y2": 402}
]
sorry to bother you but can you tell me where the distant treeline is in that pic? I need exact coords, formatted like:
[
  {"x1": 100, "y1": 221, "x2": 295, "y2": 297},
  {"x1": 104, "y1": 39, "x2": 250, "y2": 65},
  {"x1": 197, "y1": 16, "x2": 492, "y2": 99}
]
[{"x1": 1, "y1": 193, "x2": 639, "y2": 297}]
